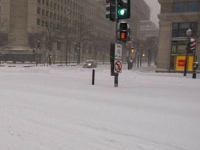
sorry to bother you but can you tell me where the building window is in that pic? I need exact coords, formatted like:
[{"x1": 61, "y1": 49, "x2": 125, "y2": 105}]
[
  {"x1": 37, "y1": 7, "x2": 41, "y2": 14},
  {"x1": 50, "y1": 1, "x2": 53, "y2": 8},
  {"x1": 42, "y1": 9, "x2": 45, "y2": 16},
  {"x1": 42, "y1": 20, "x2": 45, "y2": 27},
  {"x1": 50, "y1": 22, "x2": 53, "y2": 29},
  {"x1": 50, "y1": 12, "x2": 53, "y2": 18},
  {"x1": 45, "y1": 21, "x2": 49, "y2": 28},
  {"x1": 171, "y1": 42, "x2": 186, "y2": 54},
  {"x1": 174, "y1": 2, "x2": 185, "y2": 13},
  {"x1": 46, "y1": 10, "x2": 49, "y2": 17},
  {"x1": 174, "y1": 1, "x2": 199, "y2": 13},
  {"x1": 54, "y1": 13, "x2": 56, "y2": 19},
  {"x1": 188, "y1": 1, "x2": 199, "y2": 12},
  {"x1": 37, "y1": 18, "x2": 41, "y2": 25},
  {"x1": 172, "y1": 22, "x2": 198, "y2": 37},
  {"x1": 46, "y1": 0, "x2": 49, "y2": 6}
]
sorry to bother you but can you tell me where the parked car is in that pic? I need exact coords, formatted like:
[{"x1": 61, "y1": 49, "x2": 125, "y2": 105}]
[{"x1": 83, "y1": 60, "x2": 97, "y2": 68}]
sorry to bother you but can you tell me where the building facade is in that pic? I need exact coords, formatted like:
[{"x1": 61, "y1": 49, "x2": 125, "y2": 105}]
[
  {"x1": 0, "y1": 0, "x2": 112, "y2": 63},
  {"x1": 140, "y1": 20, "x2": 159, "y2": 40},
  {"x1": 129, "y1": 0, "x2": 150, "y2": 40},
  {"x1": 157, "y1": 0, "x2": 200, "y2": 72}
]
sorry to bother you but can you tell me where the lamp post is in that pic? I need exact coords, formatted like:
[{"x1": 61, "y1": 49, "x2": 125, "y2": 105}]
[{"x1": 183, "y1": 28, "x2": 192, "y2": 76}]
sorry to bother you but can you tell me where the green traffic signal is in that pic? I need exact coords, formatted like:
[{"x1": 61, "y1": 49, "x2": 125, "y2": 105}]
[
  {"x1": 117, "y1": 0, "x2": 130, "y2": 19},
  {"x1": 118, "y1": 8, "x2": 126, "y2": 16}
]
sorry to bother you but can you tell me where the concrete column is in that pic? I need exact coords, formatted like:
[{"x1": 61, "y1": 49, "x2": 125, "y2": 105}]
[
  {"x1": 157, "y1": 21, "x2": 172, "y2": 71},
  {"x1": 9, "y1": 0, "x2": 28, "y2": 48},
  {"x1": 196, "y1": 21, "x2": 200, "y2": 70}
]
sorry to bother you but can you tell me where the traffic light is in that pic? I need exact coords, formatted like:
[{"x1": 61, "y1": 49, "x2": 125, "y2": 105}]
[
  {"x1": 120, "y1": 32, "x2": 127, "y2": 40},
  {"x1": 189, "y1": 38, "x2": 196, "y2": 53},
  {"x1": 117, "y1": 22, "x2": 130, "y2": 42},
  {"x1": 105, "y1": 0, "x2": 116, "y2": 22},
  {"x1": 117, "y1": 0, "x2": 131, "y2": 19}
]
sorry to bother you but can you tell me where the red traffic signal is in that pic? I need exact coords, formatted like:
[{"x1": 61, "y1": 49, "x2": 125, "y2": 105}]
[
  {"x1": 117, "y1": 22, "x2": 130, "y2": 42},
  {"x1": 120, "y1": 32, "x2": 127, "y2": 39}
]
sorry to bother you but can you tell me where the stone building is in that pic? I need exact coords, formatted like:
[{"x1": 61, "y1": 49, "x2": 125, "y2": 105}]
[
  {"x1": 128, "y1": 0, "x2": 150, "y2": 40},
  {"x1": 140, "y1": 20, "x2": 159, "y2": 40},
  {"x1": 157, "y1": 0, "x2": 200, "y2": 72},
  {"x1": 0, "y1": 0, "x2": 112, "y2": 63}
]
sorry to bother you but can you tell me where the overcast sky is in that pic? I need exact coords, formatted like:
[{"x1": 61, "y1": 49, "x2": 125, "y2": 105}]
[{"x1": 144, "y1": 0, "x2": 160, "y2": 27}]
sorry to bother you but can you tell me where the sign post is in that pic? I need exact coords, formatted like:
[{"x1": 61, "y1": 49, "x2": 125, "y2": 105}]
[{"x1": 114, "y1": 44, "x2": 122, "y2": 87}]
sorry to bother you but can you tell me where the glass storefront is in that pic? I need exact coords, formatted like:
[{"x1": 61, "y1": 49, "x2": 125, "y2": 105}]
[
  {"x1": 170, "y1": 40, "x2": 195, "y2": 71},
  {"x1": 170, "y1": 22, "x2": 198, "y2": 70},
  {"x1": 170, "y1": 41, "x2": 187, "y2": 69}
]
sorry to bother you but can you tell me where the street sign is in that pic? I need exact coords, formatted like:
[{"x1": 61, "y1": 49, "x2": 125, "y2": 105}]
[
  {"x1": 115, "y1": 44, "x2": 122, "y2": 59},
  {"x1": 114, "y1": 60, "x2": 122, "y2": 73}
]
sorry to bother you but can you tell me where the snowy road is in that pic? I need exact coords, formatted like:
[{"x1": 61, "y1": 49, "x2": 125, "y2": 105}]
[{"x1": 0, "y1": 65, "x2": 200, "y2": 150}]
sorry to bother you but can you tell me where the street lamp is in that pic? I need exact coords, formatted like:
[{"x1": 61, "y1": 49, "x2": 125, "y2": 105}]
[
  {"x1": 183, "y1": 28, "x2": 192, "y2": 76},
  {"x1": 186, "y1": 28, "x2": 192, "y2": 37}
]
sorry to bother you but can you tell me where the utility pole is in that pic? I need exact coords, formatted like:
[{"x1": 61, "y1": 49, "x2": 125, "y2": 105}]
[
  {"x1": 106, "y1": 0, "x2": 131, "y2": 87},
  {"x1": 114, "y1": 0, "x2": 119, "y2": 87}
]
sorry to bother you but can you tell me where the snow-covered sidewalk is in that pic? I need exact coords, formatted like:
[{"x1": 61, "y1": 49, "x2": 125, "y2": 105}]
[{"x1": 0, "y1": 65, "x2": 199, "y2": 150}]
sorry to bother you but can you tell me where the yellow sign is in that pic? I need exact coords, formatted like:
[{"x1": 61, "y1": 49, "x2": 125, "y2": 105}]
[{"x1": 175, "y1": 56, "x2": 194, "y2": 71}]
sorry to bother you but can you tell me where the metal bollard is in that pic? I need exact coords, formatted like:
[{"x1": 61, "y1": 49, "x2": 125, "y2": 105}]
[
  {"x1": 192, "y1": 61, "x2": 198, "y2": 79},
  {"x1": 114, "y1": 73, "x2": 118, "y2": 87},
  {"x1": 92, "y1": 69, "x2": 95, "y2": 85}
]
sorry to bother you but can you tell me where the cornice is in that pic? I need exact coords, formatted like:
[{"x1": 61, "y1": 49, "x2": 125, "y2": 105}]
[{"x1": 158, "y1": 12, "x2": 200, "y2": 21}]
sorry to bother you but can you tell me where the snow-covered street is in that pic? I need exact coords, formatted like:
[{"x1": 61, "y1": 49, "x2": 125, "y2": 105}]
[{"x1": 0, "y1": 65, "x2": 200, "y2": 150}]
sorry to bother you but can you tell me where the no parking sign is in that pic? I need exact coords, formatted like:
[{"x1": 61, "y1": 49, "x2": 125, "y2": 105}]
[{"x1": 114, "y1": 60, "x2": 122, "y2": 73}]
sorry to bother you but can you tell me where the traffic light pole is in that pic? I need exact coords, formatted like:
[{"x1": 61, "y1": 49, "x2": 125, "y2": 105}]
[{"x1": 114, "y1": 0, "x2": 119, "y2": 87}]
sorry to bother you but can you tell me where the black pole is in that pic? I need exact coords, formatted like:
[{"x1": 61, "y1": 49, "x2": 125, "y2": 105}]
[
  {"x1": 114, "y1": 73, "x2": 118, "y2": 87},
  {"x1": 192, "y1": 55, "x2": 198, "y2": 79},
  {"x1": 36, "y1": 55, "x2": 38, "y2": 67},
  {"x1": 114, "y1": 0, "x2": 119, "y2": 87},
  {"x1": 137, "y1": 53, "x2": 139, "y2": 68},
  {"x1": 92, "y1": 69, "x2": 95, "y2": 85},
  {"x1": 66, "y1": 43, "x2": 68, "y2": 65},
  {"x1": 140, "y1": 49, "x2": 142, "y2": 67},
  {"x1": 184, "y1": 37, "x2": 190, "y2": 76}
]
